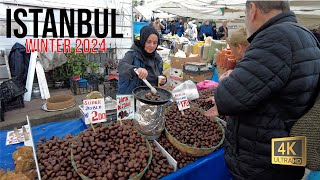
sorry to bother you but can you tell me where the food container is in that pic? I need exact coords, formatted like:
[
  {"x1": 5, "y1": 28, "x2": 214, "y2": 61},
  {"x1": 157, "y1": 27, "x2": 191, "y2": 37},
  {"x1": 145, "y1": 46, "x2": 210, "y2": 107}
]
[
  {"x1": 165, "y1": 107, "x2": 225, "y2": 157},
  {"x1": 70, "y1": 122, "x2": 153, "y2": 180},
  {"x1": 46, "y1": 95, "x2": 75, "y2": 110},
  {"x1": 154, "y1": 140, "x2": 178, "y2": 171},
  {"x1": 134, "y1": 101, "x2": 166, "y2": 140}
]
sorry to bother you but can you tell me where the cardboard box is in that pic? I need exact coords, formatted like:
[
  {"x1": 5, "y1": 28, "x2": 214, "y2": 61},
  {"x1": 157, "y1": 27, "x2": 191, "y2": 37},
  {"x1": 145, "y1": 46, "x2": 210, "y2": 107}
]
[
  {"x1": 183, "y1": 71, "x2": 213, "y2": 83},
  {"x1": 170, "y1": 56, "x2": 201, "y2": 69}
]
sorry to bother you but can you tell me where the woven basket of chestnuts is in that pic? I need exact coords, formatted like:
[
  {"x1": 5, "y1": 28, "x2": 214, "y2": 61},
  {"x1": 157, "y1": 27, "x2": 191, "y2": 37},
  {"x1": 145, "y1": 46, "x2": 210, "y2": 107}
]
[
  {"x1": 70, "y1": 121, "x2": 153, "y2": 180},
  {"x1": 165, "y1": 105, "x2": 225, "y2": 157}
]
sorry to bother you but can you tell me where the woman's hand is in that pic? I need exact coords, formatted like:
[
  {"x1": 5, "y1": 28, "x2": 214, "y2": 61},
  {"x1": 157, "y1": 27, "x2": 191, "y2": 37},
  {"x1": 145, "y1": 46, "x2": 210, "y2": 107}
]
[
  {"x1": 204, "y1": 96, "x2": 219, "y2": 117},
  {"x1": 136, "y1": 68, "x2": 148, "y2": 79},
  {"x1": 205, "y1": 96, "x2": 215, "y2": 105},
  {"x1": 219, "y1": 70, "x2": 233, "y2": 81},
  {"x1": 204, "y1": 105, "x2": 219, "y2": 117}
]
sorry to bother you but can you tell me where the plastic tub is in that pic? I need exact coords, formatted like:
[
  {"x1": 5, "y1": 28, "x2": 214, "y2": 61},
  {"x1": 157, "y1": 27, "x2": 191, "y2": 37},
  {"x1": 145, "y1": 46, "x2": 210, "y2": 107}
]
[{"x1": 133, "y1": 22, "x2": 149, "y2": 35}]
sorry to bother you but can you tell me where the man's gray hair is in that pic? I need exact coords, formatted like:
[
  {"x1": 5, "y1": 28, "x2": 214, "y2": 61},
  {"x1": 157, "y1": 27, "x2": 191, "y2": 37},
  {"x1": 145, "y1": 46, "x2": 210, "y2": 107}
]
[{"x1": 246, "y1": 1, "x2": 290, "y2": 13}]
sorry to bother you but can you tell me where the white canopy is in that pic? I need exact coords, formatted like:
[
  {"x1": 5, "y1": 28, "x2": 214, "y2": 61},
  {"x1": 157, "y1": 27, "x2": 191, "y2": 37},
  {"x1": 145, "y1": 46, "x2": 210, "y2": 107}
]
[{"x1": 135, "y1": 0, "x2": 320, "y2": 27}]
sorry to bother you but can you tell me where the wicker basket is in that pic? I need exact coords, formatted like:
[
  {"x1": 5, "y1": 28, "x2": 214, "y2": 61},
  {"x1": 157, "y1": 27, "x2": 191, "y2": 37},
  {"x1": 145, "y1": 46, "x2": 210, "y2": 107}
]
[
  {"x1": 46, "y1": 95, "x2": 75, "y2": 110},
  {"x1": 70, "y1": 122, "x2": 153, "y2": 180},
  {"x1": 165, "y1": 106, "x2": 225, "y2": 157}
]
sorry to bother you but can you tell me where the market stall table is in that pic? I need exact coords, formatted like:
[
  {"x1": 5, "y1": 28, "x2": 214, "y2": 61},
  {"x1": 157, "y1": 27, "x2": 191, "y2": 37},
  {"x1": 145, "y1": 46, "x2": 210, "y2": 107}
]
[{"x1": 0, "y1": 119, "x2": 232, "y2": 180}]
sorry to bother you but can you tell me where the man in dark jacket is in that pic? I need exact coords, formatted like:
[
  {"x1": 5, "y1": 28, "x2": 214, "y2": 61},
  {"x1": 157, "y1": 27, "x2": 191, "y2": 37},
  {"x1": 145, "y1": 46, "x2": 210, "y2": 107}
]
[
  {"x1": 217, "y1": 20, "x2": 228, "y2": 40},
  {"x1": 205, "y1": 1, "x2": 320, "y2": 179},
  {"x1": 170, "y1": 20, "x2": 176, "y2": 35},
  {"x1": 176, "y1": 19, "x2": 184, "y2": 37},
  {"x1": 212, "y1": 25, "x2": 218, "y2": 40}
]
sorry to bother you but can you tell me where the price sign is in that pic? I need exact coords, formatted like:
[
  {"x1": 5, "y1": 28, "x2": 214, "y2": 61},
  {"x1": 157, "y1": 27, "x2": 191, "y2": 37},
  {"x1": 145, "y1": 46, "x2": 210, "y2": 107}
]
[
  {"x1": 117, "y1": 95, "x2": 134, "y2": 120},
  {"x1": 173, "y1": 92, "x2": 190, "y2": 111},
  {"x1": 83, "y1": 98, "x2": 107, "y2": 124}
]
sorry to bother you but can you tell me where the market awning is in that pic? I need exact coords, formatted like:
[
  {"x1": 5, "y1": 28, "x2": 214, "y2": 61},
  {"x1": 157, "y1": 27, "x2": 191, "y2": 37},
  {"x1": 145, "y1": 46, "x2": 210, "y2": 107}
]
[{"x1": 135, "y1": 0, "x2": 320, "y2": 27}]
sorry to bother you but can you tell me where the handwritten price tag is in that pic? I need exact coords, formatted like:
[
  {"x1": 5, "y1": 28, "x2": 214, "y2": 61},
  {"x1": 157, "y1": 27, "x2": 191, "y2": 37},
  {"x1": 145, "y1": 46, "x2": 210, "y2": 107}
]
[
  {"x1": 173, "y1": 92, "x2": 190, "y2": 111},
  {"x1": 83, "y1": 98, "x2": 107, "y2": 124}
]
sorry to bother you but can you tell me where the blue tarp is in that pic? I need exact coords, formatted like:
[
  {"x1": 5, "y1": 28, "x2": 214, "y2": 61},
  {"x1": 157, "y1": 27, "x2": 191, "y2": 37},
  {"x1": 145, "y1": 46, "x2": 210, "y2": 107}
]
[
  {"x1": 0, "y1": 119, "x2": 232, "y2": 180},
  {"x1": 0, "y1": 119, "x2": 87, "y2": 170},
  {"x1": 212, "y1": 67, "x2": 219, "y2": 83}
]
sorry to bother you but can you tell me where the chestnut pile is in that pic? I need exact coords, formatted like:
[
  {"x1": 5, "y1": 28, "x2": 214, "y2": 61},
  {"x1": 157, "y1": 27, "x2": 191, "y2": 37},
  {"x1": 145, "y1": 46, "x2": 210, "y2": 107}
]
[
  {"x1": 157, "y1": 134, "x2": 198, "y2": 169},
  {"x1": 142, "y1": 142, "x2": 174, "y2": 179},
  {"x1": 192, "y1": 99, "x2": 214, "y2": 111},
  {"x1": 72, "y1": 122, "x2": 151, "y2": 180},
  {"x1": 37, "y1": 134, "x2": 80, "y2": 180},
  {"x1": 192, "y1": 88, "x2": 216, "y2": 111},
  {"x1": 145, "y1": 92, "x2": 162, "y2": 101},
  {"x1": 165, "y1": 105, "x2": 223, "y2": 148},
  {"x1": 198, "y1": 88, "x2": 215, "y2": 99}
]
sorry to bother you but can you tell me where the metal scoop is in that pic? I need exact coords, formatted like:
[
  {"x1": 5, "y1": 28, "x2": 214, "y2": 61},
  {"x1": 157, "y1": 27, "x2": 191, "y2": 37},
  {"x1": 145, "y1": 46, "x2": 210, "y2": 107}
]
[{"x1": 134, "y1": 68, "x2": 157, "y2": 94}]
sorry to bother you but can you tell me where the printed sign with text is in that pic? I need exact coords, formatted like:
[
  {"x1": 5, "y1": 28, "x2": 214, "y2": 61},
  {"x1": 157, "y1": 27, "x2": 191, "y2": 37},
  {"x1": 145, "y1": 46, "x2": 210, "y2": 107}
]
[
  {"x1": 83, "y1": 98, "x2": 107, "y2": 124},
  {"x1": 117, "y1": 95, "x2": 134, "y2": 120},
  {"x1": 173, "y1": 92, "x2": 190, "y2": 111}
]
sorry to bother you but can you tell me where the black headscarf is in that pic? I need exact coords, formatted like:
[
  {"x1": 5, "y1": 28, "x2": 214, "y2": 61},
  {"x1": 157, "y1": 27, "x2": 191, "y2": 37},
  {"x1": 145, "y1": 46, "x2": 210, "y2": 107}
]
[{"x1": 134, "y1": 26, "x2": 160, "y2": 58}]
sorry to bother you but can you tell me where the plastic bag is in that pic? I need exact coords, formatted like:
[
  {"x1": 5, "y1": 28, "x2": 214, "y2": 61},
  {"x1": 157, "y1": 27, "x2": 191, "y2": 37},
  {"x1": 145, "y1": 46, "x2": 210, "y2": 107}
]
[
  {"x1": 174, "y1": 50, "x2": 186, "y2": 58},
  {"x1": 172, "y1": 80, "x2": 199, "y2": 101},
  {"x1": 197, "y1": 80, "x2": 219, "y2": 91},
  {"x1": 38, "y1": 50, "x2": 67, "y2": 72}
]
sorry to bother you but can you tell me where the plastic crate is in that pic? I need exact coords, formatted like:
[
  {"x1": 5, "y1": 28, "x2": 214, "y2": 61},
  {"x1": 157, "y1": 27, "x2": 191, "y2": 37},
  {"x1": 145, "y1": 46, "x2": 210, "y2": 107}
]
[
  {"x1": 133, "y1": 22, "x2": 149, "y2": 35},
  {"x1": 0, "y1": 100, "x2": 3, "y2": 122},
  {"x1": 70, "y1": 75, "x2": 99, "y2": 95},
  {"x1": 0, "y1": 78, "x2": 26, "y2": 101},
  {"x1": 103, "y1": 79, "x2": 118, "y2": 99},
  {"x1": 2, "y1": 95, "x2": 25, "y2": 112}
]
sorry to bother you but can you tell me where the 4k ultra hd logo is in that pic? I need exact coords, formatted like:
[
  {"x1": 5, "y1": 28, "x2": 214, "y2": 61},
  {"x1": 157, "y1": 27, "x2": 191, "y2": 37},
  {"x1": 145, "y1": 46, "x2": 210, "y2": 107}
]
[{"x1": 272, "y1": 136, "x2": 306, "y2": 166}]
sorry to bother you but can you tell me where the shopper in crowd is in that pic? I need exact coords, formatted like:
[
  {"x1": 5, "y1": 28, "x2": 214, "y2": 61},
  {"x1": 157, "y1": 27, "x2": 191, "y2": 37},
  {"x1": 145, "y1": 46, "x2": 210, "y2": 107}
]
[
  {"x1": 212, "y1": 25, "x2": 218, "y2": 40},
  {"x1": 197, "y1": 21, "x2": 202, "y2": 32},
  {"x1": 205, "y1": 1, "x2": 320, "y2": 179},
  {"x1": 176, "y1": 18, "x2": 184, "y2": 37},
  {"x1": 118, "y1": 26, "x2": 167, "y2": 94},
  {"x1": 219, "y1": 27, "x2": 249, "y2": 81},
  {"x1": 218, "y1": 20, "x2": 228, "y2": 40},
  {"x1": 161, "y1": 19, "x2": 170, "y2": 34},
  {"x1": 153, "y1": 17, "x2": 165, "y2": 35},
  {"x1": 199, "y1": 20, "x2": 214, "y2": 41},
  {"x1": 170, "y1": 20, "x2": 177, "y2": 35},
  {"x1": 185, "y1": 21, "x2": 198, "y2": 41}
]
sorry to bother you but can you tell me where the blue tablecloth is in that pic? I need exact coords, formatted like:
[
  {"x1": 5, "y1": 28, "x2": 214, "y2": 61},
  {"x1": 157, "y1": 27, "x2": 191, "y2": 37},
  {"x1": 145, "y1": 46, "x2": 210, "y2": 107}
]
[
  {"x1": 0, "y1": 119, "x2": 231, "y2": 180},
  {"x1": 0, "y1": 119, "x2": 87, "y2": 170}
]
